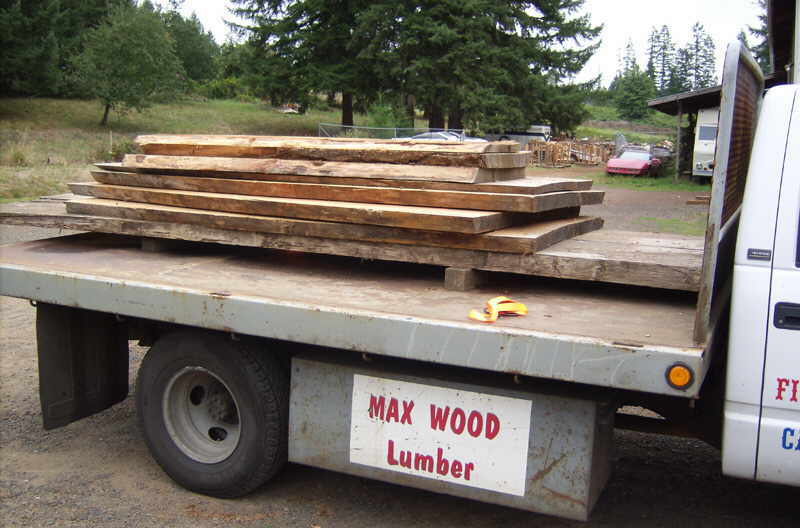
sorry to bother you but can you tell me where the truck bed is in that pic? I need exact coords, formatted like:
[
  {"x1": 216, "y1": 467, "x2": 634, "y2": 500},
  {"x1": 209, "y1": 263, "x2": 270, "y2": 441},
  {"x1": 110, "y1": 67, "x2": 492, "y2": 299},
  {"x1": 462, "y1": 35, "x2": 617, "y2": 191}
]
[{"x1": 0, "y1": 232, "x2": 704, "y2": 397}]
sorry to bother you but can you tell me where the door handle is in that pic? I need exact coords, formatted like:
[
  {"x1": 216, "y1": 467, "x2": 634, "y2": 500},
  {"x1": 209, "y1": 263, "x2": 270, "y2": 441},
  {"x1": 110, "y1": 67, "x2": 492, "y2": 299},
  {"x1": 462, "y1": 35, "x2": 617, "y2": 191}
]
[{"x1": 774, "y1": 302, "x2": 800, "y2": 330}]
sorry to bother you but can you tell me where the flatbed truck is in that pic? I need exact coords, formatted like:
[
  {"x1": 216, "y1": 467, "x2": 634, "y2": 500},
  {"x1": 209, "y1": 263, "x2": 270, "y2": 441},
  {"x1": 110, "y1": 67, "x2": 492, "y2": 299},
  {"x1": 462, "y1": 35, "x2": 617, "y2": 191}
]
[{"x1": 0, "y1": 42, "x2": 798, "y2": 520}]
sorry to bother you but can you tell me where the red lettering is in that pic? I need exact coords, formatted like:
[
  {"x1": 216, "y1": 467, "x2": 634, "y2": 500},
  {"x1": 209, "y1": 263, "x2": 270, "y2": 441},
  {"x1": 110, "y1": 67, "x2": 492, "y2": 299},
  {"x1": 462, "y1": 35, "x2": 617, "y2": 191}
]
[
  {"x1": 450, "y1": 408, "x2": 466, "y2": 434},
  {"x1": 399, "y1": 450, "x2": 412, "y2": 468},
  {"x1": 414, "y1": 453, "x2": 434, "y2": 472},
  {"x1": 430, "y1": 405, "x2": 450, "y2": 430},
  {"x1": 467, "y1": 411, "x2": 483, "y2": 437},
  {"x1": 401, "y1": 400, "x2": 414, "y2": 424},
  {"x1": 436, "y1": 448, "x2": 449, "y2": 475},
  {"x1": 464, "y1": 462, "x2": 475, "y2": 480},
  {"x1": 777, "y1": 378, "x2": 790, "y2": 400},
  {"x1": 386, "y1": 398, "x2": 399, "y2": 422},
  {"x1": 792, "y1": 379, "x2": 799, "y2": 402},
  {"x1": 451, "y1": 460, "x2": 463, "y2": 478},
  {"x1": 369, "y1": 395, "x2": 385, "y2": 419},
  {"x1": 485, "y1": 413, "x2": 500, "y2": 439},
  {"x1": 387, "y1": 439, "x2": 398, "y2": 465}
]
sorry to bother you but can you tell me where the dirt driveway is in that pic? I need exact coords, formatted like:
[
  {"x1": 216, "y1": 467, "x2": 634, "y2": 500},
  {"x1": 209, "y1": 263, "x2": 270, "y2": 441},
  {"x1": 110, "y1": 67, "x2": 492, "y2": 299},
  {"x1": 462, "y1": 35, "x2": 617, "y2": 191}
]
[{"x1": 0, "y1": 189, "x2": 795, "y2": 527}]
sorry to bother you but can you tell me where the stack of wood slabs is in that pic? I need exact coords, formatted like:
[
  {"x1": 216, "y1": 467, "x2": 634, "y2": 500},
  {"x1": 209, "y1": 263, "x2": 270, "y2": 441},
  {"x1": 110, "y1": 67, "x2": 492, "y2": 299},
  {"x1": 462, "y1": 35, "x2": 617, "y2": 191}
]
[{"x1": 64, "y1": 134, "x2": 607, "y2": 271}]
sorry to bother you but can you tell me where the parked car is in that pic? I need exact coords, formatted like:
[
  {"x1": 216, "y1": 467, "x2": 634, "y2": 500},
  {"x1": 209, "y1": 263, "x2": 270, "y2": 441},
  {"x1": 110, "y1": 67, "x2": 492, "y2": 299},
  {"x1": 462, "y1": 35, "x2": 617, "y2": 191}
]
[
  {"x1": 606, "y1": 149, "x2": 662, "y2": 176},
  {"x1": 396, "y1": 131, "x2": 488, "y2": 143}
]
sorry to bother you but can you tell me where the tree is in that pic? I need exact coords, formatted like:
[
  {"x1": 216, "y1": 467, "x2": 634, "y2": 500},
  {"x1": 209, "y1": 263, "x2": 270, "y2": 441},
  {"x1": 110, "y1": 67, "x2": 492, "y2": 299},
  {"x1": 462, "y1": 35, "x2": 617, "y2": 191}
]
[
  {"x1": 687, "y1": 22, "x2": 716, "y2": 89},
  {"x1": 231, "y1": 0, "x2": 374, "y2": 125},
  {"x1": 614, "y1": 65, "x2": 655, "y2": 120},
  {"x1": 0, "y1": 0, "x2": 134, "y2": 96},
  {"x1": 162, "y1": 11, "x2": 220, "y2": 82},
  {"x1": 666, "y1": 46, "x2": 692, "y2": 94},
  {"x1": 70, "y1": 4, "x2": 185, "y2": 125},
  {"x1": 355, "y1": 1, "x2": 600, "y2": 132},
  {"x1": 748, "y1": 0, "x2": 770, "y2": 73}
]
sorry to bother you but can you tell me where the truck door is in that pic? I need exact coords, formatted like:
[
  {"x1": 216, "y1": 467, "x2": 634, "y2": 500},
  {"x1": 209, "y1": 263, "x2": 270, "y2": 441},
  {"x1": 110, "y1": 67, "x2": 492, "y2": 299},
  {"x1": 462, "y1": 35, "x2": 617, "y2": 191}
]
[{"x1": 757, "y1": 86, "x2": 800, "y2": 485}]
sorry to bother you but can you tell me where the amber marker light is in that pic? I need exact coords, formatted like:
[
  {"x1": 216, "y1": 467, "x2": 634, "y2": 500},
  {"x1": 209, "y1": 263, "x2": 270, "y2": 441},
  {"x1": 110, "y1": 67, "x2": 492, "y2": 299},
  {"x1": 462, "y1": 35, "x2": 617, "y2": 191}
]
[{"x1": 666, "y1": 363, "x2": 694, "y2": 390}]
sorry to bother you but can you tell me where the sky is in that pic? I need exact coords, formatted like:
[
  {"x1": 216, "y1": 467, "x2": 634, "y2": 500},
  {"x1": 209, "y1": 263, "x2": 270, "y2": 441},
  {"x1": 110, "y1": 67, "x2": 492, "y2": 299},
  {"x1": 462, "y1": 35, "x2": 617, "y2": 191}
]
[{"x1": 156, "y1": 0, "x2": 764, "y2": 86}]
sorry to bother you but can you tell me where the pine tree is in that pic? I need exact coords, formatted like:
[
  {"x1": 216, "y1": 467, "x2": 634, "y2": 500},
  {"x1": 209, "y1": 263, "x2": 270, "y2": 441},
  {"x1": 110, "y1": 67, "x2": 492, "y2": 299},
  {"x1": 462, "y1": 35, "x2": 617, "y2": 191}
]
[
  {"x1": 614, "y1": 65, "x2": 655, "y2": 120},
  {"x1": 667, "y1": 47, "x2": 693, "y2": 94},
  {"x1": 645, "y1": 27, "x2": 660, "y2": 80},
  {"x1": 687, "y1": 22, "x2": 716, "y2": 89},
  {"x1": 655, "y1": 25, "x2": 675, "y2": 94},
  {"x1": 748, "y1": 0, "x2": 770, "y2": 73},
  {"x1": 621, "y1": 38, "x2": 638, "y2": 74}
]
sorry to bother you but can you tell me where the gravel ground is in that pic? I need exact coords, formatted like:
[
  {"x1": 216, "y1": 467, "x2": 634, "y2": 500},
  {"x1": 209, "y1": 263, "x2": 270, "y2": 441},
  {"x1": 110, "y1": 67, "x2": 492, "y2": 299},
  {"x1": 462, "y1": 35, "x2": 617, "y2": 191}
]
[{"x1": 0, "y1": 192, "x2": 795, "y2": 527}]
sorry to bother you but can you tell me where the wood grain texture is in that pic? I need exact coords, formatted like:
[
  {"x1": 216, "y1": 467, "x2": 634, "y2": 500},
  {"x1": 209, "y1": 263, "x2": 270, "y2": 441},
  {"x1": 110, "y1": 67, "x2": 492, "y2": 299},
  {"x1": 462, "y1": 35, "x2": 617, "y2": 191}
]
[
  {"x1": 1, "y1": 198, "x2": 699, "y2": 291},
  {"x1": 90, "y1": 170, "x2": 603, "y2": 213},
  {"x1": 135, "y1": 135, "x2": 520, "y2": 167},
  {"x1": 64, "y1": 198, "x2": 600, "y2": 253},
  {"x1": 69, "y1": 182, "x2": 516, "y2": 234},
  {"x1": 119, "y1": 155, "x2": 519, "y2": 184},
  {"x1": 107, "y1": 158, "x2": 591, "y2": 193}
]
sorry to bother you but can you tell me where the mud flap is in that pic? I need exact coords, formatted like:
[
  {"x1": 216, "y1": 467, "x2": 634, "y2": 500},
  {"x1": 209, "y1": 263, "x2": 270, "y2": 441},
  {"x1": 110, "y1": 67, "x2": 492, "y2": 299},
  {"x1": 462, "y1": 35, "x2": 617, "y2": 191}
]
[{"x1": 36, "y1": 303, "x2": 129, "y2": 430}]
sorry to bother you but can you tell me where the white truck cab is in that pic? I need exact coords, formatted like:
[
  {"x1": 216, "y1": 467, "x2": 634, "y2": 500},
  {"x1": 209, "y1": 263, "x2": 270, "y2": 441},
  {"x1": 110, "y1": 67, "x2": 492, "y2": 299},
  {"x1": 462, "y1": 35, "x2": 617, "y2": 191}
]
[{"x1": 723, "y1": 84, "x2": 800, "y2": 484}]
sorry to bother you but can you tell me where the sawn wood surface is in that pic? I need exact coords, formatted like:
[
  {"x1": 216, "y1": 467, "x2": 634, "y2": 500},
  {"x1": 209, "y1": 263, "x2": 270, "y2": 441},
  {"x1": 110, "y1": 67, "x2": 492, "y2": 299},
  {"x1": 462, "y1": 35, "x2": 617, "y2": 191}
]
[
  {"x1": 69, "y1": 182, "x2": 516, "y2": 234},
  {"x1": 90, "y1": 170, "x2": 604, "y2": 213}
]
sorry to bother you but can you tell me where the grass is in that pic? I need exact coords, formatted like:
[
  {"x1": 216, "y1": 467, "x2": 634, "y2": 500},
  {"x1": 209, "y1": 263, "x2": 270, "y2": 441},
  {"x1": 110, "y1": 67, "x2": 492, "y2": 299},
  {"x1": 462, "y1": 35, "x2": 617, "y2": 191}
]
[
  {"x1": 575, "y1": 125, "x2": 673, "y2": 144},
  {"x1": 634, "y1": 216, "x2": 707, "y2": 236},
  {"x1": 527, "y1": 167, "x2": 712, "y2": 192},
  {"x1": 0, "y1": 97, "x2": 351, "y2": 200}
]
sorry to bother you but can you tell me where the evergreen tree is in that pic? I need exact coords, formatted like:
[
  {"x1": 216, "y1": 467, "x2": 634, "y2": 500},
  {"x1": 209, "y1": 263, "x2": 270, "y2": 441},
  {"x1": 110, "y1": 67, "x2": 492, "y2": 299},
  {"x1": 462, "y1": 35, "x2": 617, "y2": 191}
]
[
  {"x1": 162, "y1": 11, "x2": 220, "y2": 82},
  {"x1": 666, "y1": 47, "x2": 692, "y2": 94},
  {"x1": 645, "y1": 27, "x2": 660, "y2": 80},
  {"x1": 687, "y1": 22, "x2": 716, "y2": 89},
  {"x1": 614, "y1": 65, "x2": 656, "y2": 120},
  {"x1": 621, "y1": 38, "x2": 638, "y2": 74},
  {"x1": 655, "y1": 25, "x2": 675, "y2": 94},
  {"x1": 748, "y1": 0, "x2": 770, "y2": 73},
  {"x1": 233, "y1": 1, "x2": 600, "y2": 133},
  {"x1": 70, "y1": 4, "x2": 185, "y2": 125}
]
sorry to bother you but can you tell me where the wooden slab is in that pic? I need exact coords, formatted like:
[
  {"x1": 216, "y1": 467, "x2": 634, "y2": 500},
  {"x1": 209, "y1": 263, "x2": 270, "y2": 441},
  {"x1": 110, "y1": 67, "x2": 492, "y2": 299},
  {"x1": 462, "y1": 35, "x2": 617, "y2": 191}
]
[
  {"x1": 135, "y1": 135, "x2": 523, "y2": 167},
  {"x1": 0, "y1": 197, "x2": 700, "y2": 291},
  {"x1": 90, "y1": 171, "x2": 604, "y2": 213},
  {"x1": 68, "y1": 183, "x2": 516, "y2": 234},
  {"x1": 64, "y1": 198, "x2": 601, "y2": 253},
  {"x1": 118, "y1": 155, "x2": 520, "y2": 184},
  {"x1": 106, "y1": 158, "x2": 591, "y2": 192}
]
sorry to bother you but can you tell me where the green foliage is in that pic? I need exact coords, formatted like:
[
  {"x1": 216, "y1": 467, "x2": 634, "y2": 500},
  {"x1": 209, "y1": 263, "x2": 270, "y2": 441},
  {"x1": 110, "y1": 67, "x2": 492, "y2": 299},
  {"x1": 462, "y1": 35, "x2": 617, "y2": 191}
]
[
  {"x1": 614, "y1": 67, "x2": 656, "y2": 121},
  {"x1": 199, "y1": 77, "x2": 250, "y2": 100},
  {"x1": 162, "y1": 11, "x2": 219, "y2": 82},
  {"x1": 233, "y1": 1, "x2": 600, "y2": 133},
  {"x1": 646, "y1": 26, "x2": 675, "y2": 95},
  {"x1": 70, "y1": 4, "x2": 185, "y2": 125},
  {"x1": 748, "y1": 0, "x2": 771, "y2": 73}
]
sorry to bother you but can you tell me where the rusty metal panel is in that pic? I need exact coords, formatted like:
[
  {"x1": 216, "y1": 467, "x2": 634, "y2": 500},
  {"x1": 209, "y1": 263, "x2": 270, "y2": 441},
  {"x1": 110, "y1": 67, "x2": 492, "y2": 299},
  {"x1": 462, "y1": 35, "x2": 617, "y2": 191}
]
[
  {"x1": 695, "y1": 42, "x2": 765, "y2": 343},
  {"x1": 288, "y1": 357, "x2": 613, "y2": 521}
]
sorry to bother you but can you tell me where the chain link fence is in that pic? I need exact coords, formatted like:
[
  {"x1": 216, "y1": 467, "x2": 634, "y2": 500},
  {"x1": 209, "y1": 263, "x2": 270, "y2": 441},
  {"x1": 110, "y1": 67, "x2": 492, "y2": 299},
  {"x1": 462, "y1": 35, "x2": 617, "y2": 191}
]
[{"x1": 318, "y1": 123, "x2": 465, "y2": 140}]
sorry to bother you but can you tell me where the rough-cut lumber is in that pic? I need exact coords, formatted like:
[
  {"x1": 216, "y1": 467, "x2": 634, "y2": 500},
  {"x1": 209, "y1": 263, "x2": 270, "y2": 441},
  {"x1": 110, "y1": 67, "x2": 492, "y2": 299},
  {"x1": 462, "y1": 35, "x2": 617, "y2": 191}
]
[
  {"x1": 90, "y1": 170, "x2": 604, "y2": 213},
  {"x1": 69, "y1": 183, "x2": 515, "y2": 234},
  {"x1": 119, "y1": 154, "x2": 520, "y2": 184},
  {"x1": 106, "y1": 158, "x2": 591, "y2": 193},
  {"x1": 64, "y1": 198, "x2": 600, "y2": 253},
  {"x1": 135, "y1": 135, "x2": 524, "y2": 167},
  {"x1": 0, "y1": 198, "x2": 700, "y2": 291}
]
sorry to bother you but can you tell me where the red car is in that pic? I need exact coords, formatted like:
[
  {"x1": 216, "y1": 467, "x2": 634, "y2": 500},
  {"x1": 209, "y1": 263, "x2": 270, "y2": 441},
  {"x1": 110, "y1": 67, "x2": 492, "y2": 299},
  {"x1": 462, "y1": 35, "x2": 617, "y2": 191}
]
[{"x1": 606, "y1": 150, "x2": 662, "y2": 176}]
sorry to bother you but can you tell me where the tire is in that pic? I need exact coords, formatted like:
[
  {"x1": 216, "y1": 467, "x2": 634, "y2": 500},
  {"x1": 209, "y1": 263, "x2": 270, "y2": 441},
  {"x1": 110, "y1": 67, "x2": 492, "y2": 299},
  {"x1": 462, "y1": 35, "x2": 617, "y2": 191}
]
[{"x1": 136, "y1": 330, "x2": 288, "y2": 498}]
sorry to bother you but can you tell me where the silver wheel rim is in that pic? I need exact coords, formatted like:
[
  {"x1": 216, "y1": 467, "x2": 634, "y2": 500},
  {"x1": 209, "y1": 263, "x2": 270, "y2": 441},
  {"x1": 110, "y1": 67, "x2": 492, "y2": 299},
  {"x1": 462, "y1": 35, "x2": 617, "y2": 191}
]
[{"x1": 162, "y1": 366, "x2": 241, "y2": 463}]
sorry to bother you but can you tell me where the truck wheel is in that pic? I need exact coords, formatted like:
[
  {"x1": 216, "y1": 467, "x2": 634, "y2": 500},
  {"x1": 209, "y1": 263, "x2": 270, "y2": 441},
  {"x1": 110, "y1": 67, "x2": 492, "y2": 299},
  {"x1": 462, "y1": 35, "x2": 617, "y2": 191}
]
[{"x1": 136, "y1": 330, "x2": 288, "y2": 498}]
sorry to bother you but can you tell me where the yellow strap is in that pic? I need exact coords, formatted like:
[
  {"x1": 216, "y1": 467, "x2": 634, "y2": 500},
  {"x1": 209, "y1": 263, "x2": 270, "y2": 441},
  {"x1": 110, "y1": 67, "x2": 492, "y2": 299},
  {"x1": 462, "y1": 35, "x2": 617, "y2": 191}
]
[{"x1": 468, "y1": 296, "x2": 528, "y2": 323}]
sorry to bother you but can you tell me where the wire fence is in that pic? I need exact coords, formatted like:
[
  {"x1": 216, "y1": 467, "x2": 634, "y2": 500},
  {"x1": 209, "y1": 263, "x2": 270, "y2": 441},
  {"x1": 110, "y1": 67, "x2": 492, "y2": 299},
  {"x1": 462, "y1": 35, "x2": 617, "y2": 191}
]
[{"x1": 318, "y1": 123, "x2": 465, "y2": 140}]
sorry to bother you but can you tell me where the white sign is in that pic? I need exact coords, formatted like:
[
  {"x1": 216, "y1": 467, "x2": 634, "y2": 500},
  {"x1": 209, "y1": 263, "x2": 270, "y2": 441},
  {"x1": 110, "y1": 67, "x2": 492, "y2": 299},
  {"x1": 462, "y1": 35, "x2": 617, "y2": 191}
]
[{"x1": 349, "y1": 375, "x2": 532, "y2": 496}]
